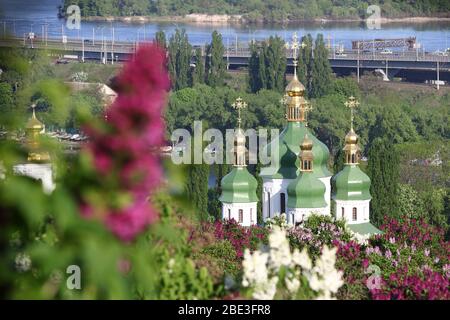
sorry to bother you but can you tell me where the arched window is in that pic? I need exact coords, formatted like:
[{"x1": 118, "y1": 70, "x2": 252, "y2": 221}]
[
  {"x1": 238, "y1": 209, "x2": 243, "y2": 223},
  {"x1": 280, "y1": 193, "x2": 286, "y2": 214},
  {"x1": 250, "y1": 208, "x2": 254, "y2": 224},
  {"x1": 351, "y1": 154, "x2": 356, "y2": 163},
  {"x1": 228, "y1": 209, "x2": 231, "y2": 220},
  {"x1": 352, "y1": 207, "x2": 357, "y2": 221},
  {"x1": 267, "y1": 192, "x2": 271, "y2": 218},
  {"x1": 341, "y1": 207, "x2": 345, "y2": 219}
]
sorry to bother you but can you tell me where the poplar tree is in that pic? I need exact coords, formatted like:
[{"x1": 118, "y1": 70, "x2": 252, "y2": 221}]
[
  {"x1": 205, "y1": 31, "x2": 226, "y2": 87},
  {"x1": 248, "y1": 43, "x2": 261, "y2": 93},
  {"x1": 168, "y1": 28, "x2": 192, "y2": 90},
  {"x1": 367, "y1": 138, "x2": 400, "y2": 226},
  {"x1": 310, "y1": 34, "x2": 332, "y2": 98},
  {"x1": 155, "y1": 30, "x2": 167, "y2": 50},
  {"x1": 191, "y1": 47, "x2": 205, "y2": 85},
  {"x1": 264, "y1": 36, "x2": 286, "y2": 92},
  {"x1": 186, "y1": 163, "x2": 210, "y2": 221}
]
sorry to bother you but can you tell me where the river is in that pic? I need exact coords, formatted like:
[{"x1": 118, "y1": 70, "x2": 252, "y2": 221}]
[{"x1": 1, "y1": 0, "x2": 450, "y2": 51}]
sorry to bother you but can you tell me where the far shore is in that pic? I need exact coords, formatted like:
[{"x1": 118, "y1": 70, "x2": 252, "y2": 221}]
[{"x1": 81, "y1": 13, "x2": 450, "y2": 25}]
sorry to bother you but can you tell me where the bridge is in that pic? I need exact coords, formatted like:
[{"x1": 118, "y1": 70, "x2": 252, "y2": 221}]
[{"x1": 1, "y1": 37, "x2": 449, "y2": 84}]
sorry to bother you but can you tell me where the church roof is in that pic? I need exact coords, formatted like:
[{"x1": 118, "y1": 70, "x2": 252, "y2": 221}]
[
  {"x1": 260, "y1": 122, "x2": 331, "y2": 179},
  {"x1": 347, "y1": 222, "x2": 382, "y2": 235},
  {"x1": 287, "y1": 172, "x2": 327, "y2": 208},
  {"x1": 332, "y1": 165, "x2": 371, "y2": 201},
  {"x1": 220, "y1": 167, "x2": 258, "y2": 203}
]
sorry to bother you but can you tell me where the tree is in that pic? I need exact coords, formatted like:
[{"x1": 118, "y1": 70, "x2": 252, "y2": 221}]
[
  {"x1": 367, "y1": 138, "x2": 400, "y2": 226},
  {"x1": 248, "y1": 43, "x2": 261, "y2": 93},
  {"x1": 185, "y1": 163, "x2": 210, "y2": 221},
  {"x1": 168, "y1": 28, "x2": 192, "y2": 90},
  {"x1": 0, "y1": 82, "x2": 13, "y2": 114},
  {"x1": 299, "y1": 34, "x2": 313, "y2": 94},
  {"x1": 310, "y1": 34, "x2": 332, "y2": 98},
  {"x1": 155, "y1": 30, "x2": 167, "y2": 49},
  {"x1": 191, "y1": 47, "x2": 204, "y2": 85},
  {"x1": 264, "y1": 36, "x2": 286, "y2": 92},
  {"x1": 205, "y1": 31, "x2": 226, "y2": 87}
]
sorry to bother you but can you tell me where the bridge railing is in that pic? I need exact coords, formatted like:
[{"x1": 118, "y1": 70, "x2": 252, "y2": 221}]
[{"x1": 1, "y1": 37, "x2": 450, "y2": 63}]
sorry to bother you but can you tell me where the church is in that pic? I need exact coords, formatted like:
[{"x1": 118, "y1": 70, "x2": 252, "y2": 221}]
[{"x1": 219, "y1": 35, "x2": 381, "y2": 236}]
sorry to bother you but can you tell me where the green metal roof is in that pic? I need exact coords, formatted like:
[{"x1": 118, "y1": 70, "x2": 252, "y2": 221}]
[
  {"x1": 287, "y1": 172, "x2": 327, "y2": 208},
  {"x1": 347, "y1": 222, "x2": 382, "y2": 235},
  {"x1": 332, "y1": 165, "x2": 371, "y2": 201},
  {"x1": 219, "y1": 167, "x2": 258, "y2": 203},
  {"x1": 260, "y1": 122, "x2": 332, "y2": 179}
]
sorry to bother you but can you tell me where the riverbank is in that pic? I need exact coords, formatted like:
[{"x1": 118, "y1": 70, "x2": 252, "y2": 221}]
[{"x1": 82, "y1": 13, "x2": 450, "y2": 25}]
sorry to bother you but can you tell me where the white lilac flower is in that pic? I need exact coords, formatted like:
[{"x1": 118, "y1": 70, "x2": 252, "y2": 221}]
[
  {"x1": 253, "y1": 276, "x2": 278, "y2": 300},
  {"x1": 424, "y1": 248, "x2": 430, "y2": 257},
  {"x1": 268, "y1": 226, "x2": 292, "y2": 272},
  {"x1": 292, "y1": 248, "x2": 312, "y2": 271},
  {"x1": 15, "y1": 252, "x2": 32, "y2": 273},
  {"x1": 285, "y1": 271, "x2": 301, "y2": 296},
  {"x1": 242, "y1": 249, "x2": 270, "y2": 288},
  {"x1": 389, "y1": 237, "x2": 396, "y2": 244}
]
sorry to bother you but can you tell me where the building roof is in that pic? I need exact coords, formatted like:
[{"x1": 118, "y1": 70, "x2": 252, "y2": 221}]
[
  {"x1": 332, "y1": 165, "x2": 371, "y2": 201},
  {"x1": 220, "y1": 167, "x2": 258, "y2": 203},
  {"x1": 287, "y1": 172, "x2": 327, "y2": 208},
  {"x1": 260, "y1": 122, "x2": 331, "y2": 179},
  {"x1": 347, "y1": 222, "x2": 382, "y2": 235}
]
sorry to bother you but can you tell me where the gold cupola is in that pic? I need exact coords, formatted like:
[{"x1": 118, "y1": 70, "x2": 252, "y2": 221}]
[
  {"x1": 300, "y1": 134, "x2": 313, "y2": 172},
  {"x1": 343, "y1": 96, "x2": 361, "y2": 165},
  {"x1": 232, "y1": 97, "x2": 248, "y2": 167},
  {"x1": 283, "y1": 32, "x2": 310, "y2": 122},
  {"x1": 26, "y1": 104, "x2": 50, "y2": 162}
]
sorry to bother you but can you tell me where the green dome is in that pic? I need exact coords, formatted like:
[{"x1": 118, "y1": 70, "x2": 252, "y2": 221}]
[
  {"x1": 220, "y1": 167, "x2": 258, "y2": 203},
  {"x1": 260, "y1": 122, "x2": 331, "y2": 179},
  {"x1": 287, "y1": 172, "x2": 327, "y2": 208},
  {"x1": 332, "y1": 165, "x2": 371, "y2": 201}
]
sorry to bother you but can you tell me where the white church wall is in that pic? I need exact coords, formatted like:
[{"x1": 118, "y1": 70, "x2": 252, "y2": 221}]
[
  {"x1": 334, "y1": 199, "x2": 370, "y2": 224},
  {"x1": 262, "y1": 178, "x2": 293, "y2": 221},
  {"x1": 222, "y1": 202, "x2": 258, "y2": 227}
]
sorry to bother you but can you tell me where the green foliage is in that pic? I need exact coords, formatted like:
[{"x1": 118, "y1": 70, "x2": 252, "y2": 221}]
[
  {"x1": 310, "y1": 34, "x2": 333, "y2": 98},
  {"x1": 367, "y1": 138, "x2": 400, "y2": 226},
  {"x1": 157, "y1": 251, "x2": 215, "y2": 299},
  {"x1": 192, "y1": 47, "x2": 205, "y2": 85},
  {"x1": 248, "y1": 36, "x2": 286, "y2": 93},
  {"x1": 155, "y1": 30, "x2": 167, "y2": 49},
  {"x1": 205, "y1": 31, "x2": 226, "y2": 88},
  {"x1": 63, "y1": 0, "x2": 450, "y2": 21},
  {"x1": 168, "y1": 29, "x2": 192, "y2": 90},
  {"x1": 185, "y1": 163, "x2": 210, "y2": 221},
  {"x1": 198, "y1": 240, "x2": 240, "y2": 277}
]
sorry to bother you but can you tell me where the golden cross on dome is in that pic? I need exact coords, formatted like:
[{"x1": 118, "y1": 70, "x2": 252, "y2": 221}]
[
  {"x1": 232, "y1": 97, "x2": 247, "y2": 128},
  {"x1": 344, "y1": 96, "x2": 360, "y2": 130},
  {"x1": 285, "y1": 32, "x2": 307, "y2": 64}
]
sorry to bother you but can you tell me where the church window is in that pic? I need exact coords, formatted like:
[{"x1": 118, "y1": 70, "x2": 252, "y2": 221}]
[
  {"x1": 228, "y1": 209, "x2": 231, "y2": 220},
  {"x1": 341, "y1": 207, "x2": 345, "y2": 218},
  {"x1": 352, "y1": 207, "x2": 357, "y2": 221},
  {"x1": 280, "y1": 193, "x2": 286, "y2": 214},
  {"x1": 267, "y1": 192, "x2": 271, "y2": 217},
  {"x1": 238, "y1": 209, "x2": 243, "y2": 223}
]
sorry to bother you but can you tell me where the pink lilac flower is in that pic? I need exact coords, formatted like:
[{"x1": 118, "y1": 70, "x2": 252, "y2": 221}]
[{"x1": 81, "y1": 43, "x2": 170, "y2": 242}]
